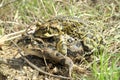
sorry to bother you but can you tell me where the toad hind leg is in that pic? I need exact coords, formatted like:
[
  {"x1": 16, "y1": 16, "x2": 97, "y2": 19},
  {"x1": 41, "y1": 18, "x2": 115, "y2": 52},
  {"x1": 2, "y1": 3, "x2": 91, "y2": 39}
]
[
  {"x1": 64, "y1": 56, "x2": 74, "y2": 77},
  {"x1": 43, "y1": 48, "x2": 74, "y2": 77}
]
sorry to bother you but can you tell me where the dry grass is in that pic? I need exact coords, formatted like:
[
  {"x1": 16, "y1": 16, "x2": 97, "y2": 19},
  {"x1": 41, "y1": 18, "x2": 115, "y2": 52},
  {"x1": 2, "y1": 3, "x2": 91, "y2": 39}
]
[{"x1": 0, "y1": 0, "x2": 120, "y2": 80}]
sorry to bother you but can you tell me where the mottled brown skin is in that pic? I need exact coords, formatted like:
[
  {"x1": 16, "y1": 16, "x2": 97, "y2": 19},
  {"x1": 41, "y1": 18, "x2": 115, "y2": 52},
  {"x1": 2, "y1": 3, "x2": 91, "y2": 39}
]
[{"x1": 34, "y1": 16, "x2": 104, "y2": 55}]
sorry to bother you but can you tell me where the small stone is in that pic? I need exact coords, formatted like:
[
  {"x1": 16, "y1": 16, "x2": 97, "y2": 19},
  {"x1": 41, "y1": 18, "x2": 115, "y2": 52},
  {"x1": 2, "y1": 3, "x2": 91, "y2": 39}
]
[
  {"x1": 52, "y1": 67, "x2": 58, "y2": 73},
  {"x1": 23, "y1": 66, "x2": 27, "y2": 70},
  {"x1": 14, "y1": 76, "x2": 22, "y2": 80},
  {"x1": 45, "y1": 77, "x2": 49, "y2": 80}
]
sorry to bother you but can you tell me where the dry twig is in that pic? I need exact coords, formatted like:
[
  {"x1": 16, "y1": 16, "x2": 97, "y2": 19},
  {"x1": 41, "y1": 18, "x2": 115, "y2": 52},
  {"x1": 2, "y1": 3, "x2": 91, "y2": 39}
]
[{"x1": 0, "y1": 30, "x2": 25, "y2": 45}]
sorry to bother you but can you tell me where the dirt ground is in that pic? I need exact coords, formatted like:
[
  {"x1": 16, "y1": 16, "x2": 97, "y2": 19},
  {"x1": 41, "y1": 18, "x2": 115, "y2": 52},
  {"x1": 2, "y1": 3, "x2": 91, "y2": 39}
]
[{"x1": 0, "y1": 45, "x2": 86, "y2": 80}]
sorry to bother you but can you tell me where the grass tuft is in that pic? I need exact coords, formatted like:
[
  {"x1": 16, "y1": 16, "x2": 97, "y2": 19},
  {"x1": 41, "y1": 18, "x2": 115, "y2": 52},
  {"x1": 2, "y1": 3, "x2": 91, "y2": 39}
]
[{"x1": 0, "y1": 0, "x2": 120, "y2": 80}]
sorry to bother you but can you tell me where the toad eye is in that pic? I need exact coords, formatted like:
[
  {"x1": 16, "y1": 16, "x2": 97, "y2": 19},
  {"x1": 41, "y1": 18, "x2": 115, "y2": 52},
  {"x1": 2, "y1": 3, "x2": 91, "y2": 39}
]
[{"x1": 67, "y1": 38, "x2": 73, "y2": 43}]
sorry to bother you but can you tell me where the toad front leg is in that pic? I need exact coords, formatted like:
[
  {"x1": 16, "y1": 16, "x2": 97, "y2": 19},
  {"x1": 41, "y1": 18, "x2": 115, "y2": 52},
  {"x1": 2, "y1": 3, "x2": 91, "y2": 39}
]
[{"x1": 57, "y1": 34, "x2": 68, "y2": 56}]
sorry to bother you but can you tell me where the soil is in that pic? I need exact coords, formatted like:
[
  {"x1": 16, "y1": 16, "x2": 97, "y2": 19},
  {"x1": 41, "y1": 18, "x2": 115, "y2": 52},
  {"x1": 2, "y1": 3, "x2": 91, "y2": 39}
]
[{"x1": 0, "y1": 46, "x2": 73, "y2": 80}]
